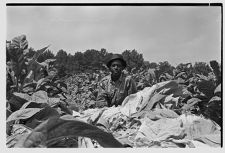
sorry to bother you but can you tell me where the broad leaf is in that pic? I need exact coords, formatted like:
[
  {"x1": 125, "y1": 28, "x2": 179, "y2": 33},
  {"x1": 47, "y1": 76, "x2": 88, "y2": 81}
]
[
  {"x1": 144, "y1": 93, "x2": 166, "y2": 110},
  {"x1": 160, "y1": 85, "x2": 191, "y2": 98},
  {"x1": 21, "y1": 106, "x2": 59, "y2": 129},
  {"x1": 197, "y1": 80, "x2": 216, "y2": 98},
  {"x1": 35, "y1": 78, "x2": 48, "y2": 90},
  {"x1": 8, "y1": 93, "x2": 31, "y2": 112},
  {"x1": 182, "y1": 98, "x2": 202, "y2": 111},
  {"x1": 10, "y1": 35, "x2": 28, "y2": 50},
  {"x1": 18, "y1": 117, "x2": 123, "y2": 148},
  {"x1": 214, "y1": 84, "x2": 221, "y2": 95},
  {"x1": 39, "y1": 59, "x2": 56, "y2": 70},
  {"x1": 187, "y1": 98, "x2": 202, "y2": 105},
  {"x1": 7, "y1": 108, "x2": 42, "y2": 123},
  {"x1": 26, "y1": 46, "x2": 50, "y2": 81},
  {"x1": 14, "y1": 131, "x2": 46, "y2": 148},
  {"x1": 31, "y1": 90, "x2": 48, "y2": 103},
  {"x1": 22, "y1": 82, "x2": 37, "y2": 93},
  {"x1": 205, "y1": 96, "x2": 221, "y2": 126},
  {"x1": 13, "y1": 92, "x2": 31, "y2": 101},
  {"x1": 208, "y1": 96, "x2": 221, "y2": 104},
  {"x1": 20, "y1": 101, "x2": 45, "y2": 109},
  {"x1": 7, "y1": 35, "x2": 29, "y2": 87},
  {"x1": 25, "y1": 105, "x2": 60, "y2": 124},
  {"x1": 29, "y1": 46, "x2": 50, "y2": 63},
  {"x1": 196, "y1": 74, "x2": 208, "y2": 80},
  {"x1": 48, "y1": 97, "x2": 61, "y2": 106},
  {"x1": 6, "y1": 107, "x2": 12, "y2": 119},
  {"x1": 156, "y1": 80, "x2": 179, "y2": 93},
  {"x1": 176, "y1": 72, "x2": 186, "y2": 78}
]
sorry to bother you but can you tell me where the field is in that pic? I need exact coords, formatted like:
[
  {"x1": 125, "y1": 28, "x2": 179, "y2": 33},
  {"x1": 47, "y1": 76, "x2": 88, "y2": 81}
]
[{"x1": 6, "y1": 35, "x2": 222, "y2": 148}]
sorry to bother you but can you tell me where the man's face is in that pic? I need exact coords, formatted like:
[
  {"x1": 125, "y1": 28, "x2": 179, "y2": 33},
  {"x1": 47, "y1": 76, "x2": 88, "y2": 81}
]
[{"x1": 110, "y1": 60, "x2": 123, "y2": 76}]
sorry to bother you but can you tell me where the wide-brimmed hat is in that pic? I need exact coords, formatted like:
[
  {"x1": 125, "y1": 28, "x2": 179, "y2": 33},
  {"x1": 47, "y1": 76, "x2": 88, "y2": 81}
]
[{"x1": 106, "y1": 54, "x2": 127, "y2": 68}]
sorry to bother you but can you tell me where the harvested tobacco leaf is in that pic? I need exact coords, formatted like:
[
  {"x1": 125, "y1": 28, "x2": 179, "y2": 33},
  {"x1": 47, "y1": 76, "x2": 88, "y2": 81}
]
[
  {"x1": 155, "y1": 81, "x2": 179, "y2": 93},
  {"x1": 121, "y1": 85, "x2": 157, "y2": 116},
  {"x1": 153, "y1": 108, "x2": 179, "y2": 119},
  {"x1": 193, "y1": 134, "x2": 221, "y2": 147},
  {"x1": 78, "y1": 137, "x2": 94, "y2": 148},
  {"x1": 17, "y1": 116, "x2": 123, "y2": 148},
  {"x1": 144, "y1": 93, "x2": 166, "y2": 111},
  {"x1": 25, "y1": 105, "x2": 60, "y2": 129}
]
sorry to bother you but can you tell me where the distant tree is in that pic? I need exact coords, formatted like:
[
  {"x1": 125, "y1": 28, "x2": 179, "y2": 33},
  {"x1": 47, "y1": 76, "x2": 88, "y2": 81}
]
[
  {"x1": 74, "y1": 52, "x2": 85, "y2": 71},
  {"x1": 57, "y1": 65, "x2": 67, "y2": 78},
  {"x1": 83, "y1": 49, "x2": 101, "y2": 69},
  {"x1": 158, "y1": 61, "x2": 174, "y2": 76},
  {"x1": 122, "y1": 49, "x2": 144, "y2": 71},
  {"x1": 66, "y1": 53, "x2": 75, "y2": 73},
  {"x1": 55, "y1": 49, "x2": 68, "y2": 66},
  {"x1": 149, "y1": 62, "x2": 158, "y2": 69},
  {"x1": 193, "y1": 62, "x2": 212, "y2": 76},
  {"x1": 142, "y1": 61, "x2": 150, "y2": 69}
]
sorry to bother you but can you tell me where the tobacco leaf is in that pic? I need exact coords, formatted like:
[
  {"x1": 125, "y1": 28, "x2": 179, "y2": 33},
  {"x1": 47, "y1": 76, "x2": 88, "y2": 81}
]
[
  {"x1": 20, "y1": 101, "x2": 45, "y2": 109},
  {"x1": 24, "y1": 105, "x2": 60, "y2": 129},
  {"x1": 31, "y1": 90, "x2": 48, "y2": 103},
  {"x1": 8, "y1": 93, "x2": 32, "y2": 112},
  {"x1": 18, "y1": 117, "x2": 123, "y2": 148},
  {"x1": 7, "y1": 108, "x2": 42, "y2": 123},
  {"x1": 214, "y1": 84, "x2": 221, "y2": 96}
]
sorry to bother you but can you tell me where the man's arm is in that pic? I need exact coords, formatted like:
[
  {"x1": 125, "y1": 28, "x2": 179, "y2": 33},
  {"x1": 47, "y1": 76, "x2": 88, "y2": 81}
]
[
  {"x1": 96, "y1": 81, "x2": 109, "y2": 108},
  {"x1": 126, "y1": 76, "x2": 137, "y2": 95}
]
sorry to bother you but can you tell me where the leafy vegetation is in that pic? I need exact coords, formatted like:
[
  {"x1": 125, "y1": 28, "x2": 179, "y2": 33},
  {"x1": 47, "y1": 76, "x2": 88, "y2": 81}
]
[{"x1": 6, "y1": 35, "x2": 221, "y2": 148}]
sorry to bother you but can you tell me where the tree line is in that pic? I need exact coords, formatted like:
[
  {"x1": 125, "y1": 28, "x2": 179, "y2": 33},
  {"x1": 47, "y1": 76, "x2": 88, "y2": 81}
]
[{"x1": 27, "y1": 47, "x2": 217, "y2": 77}]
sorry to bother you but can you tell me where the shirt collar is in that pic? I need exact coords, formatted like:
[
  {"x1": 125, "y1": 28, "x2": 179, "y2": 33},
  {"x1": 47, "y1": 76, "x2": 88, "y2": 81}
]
[{"x1": 109, "y1": 72, "x2": 124, "y2": 84}]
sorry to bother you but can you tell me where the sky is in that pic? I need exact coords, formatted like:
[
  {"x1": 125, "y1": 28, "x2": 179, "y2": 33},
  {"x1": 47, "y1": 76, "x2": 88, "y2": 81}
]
[{"x1": 6, "y1": 5, "x2": 221, "y2": 66}]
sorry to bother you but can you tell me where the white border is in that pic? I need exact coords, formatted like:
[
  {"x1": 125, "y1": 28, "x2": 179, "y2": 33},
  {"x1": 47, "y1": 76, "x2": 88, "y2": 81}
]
[{"x1": 1, "y1": 0, "x2": 224, "y2": 153}]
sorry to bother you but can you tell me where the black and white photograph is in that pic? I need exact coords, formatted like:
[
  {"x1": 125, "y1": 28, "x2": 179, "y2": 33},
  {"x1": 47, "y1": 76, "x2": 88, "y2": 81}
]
[{"x1": 4, "y1": 1, "x2": 222, "y2": 149}]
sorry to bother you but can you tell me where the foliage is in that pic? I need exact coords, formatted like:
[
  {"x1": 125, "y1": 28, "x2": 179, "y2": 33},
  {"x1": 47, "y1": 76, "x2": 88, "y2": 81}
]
[
  {"x1": 209, "y1": 60, "x2": 221, "y2": 85},
  {"x1": 122, "y1": 49, "x2": 144, "y2": 71},
  {"x1": 6, "y1": 35, "x2": 221, "y2": 148},
  {"x1": 158, "y1": 61, "x2": 174, "y2": 76},
  {"x1": 6, "y1": 35, "x2": 123, "y2": 148},
  {"x1": 6, "y1": 35, "x2": 50, "y2": 98},
  {"x1": 17, "y1": 117, "x2": 123, "y2": 148},
  {"x1": 193, "y1": 62, "x2": 212, "y2": 76}
]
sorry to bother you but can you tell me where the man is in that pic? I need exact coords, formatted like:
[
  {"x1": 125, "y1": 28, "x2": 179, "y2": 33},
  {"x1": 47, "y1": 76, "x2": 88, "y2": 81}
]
[{"x1": 96, "y1": 54, "x2": 137, "y2": 107}]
